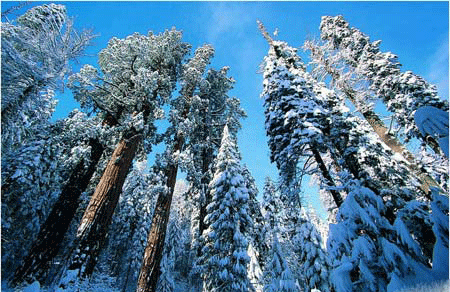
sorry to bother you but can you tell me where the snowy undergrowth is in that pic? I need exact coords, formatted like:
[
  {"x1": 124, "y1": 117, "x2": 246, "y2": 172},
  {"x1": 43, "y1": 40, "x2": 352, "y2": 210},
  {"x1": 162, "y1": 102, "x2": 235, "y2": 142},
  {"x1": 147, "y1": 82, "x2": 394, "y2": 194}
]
[{"x1": 396, "y1": 280, "x2": 449, "y2": 292}]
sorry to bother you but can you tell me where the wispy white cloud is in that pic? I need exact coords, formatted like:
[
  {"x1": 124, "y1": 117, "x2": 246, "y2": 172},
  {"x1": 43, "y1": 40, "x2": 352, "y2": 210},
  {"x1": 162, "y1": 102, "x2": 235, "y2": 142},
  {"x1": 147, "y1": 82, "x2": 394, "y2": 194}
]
[
  {"x1": 426, "y1": 36, "x2": 449, "y2": 100},
  {"x1": 204, "y1": 2, "x2": 254, "y2": 44},
  {"x1": 200, "y1": 2, "x2": 270, "y2": 78}
]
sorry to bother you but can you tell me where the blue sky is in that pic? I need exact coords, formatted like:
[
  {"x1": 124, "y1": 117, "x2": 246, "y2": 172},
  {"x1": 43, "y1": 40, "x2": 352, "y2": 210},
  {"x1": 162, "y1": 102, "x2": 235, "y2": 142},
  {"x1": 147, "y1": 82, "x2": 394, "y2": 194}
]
[{"x1": 3, "y1": 1, "x2": 449, "y2": 215}]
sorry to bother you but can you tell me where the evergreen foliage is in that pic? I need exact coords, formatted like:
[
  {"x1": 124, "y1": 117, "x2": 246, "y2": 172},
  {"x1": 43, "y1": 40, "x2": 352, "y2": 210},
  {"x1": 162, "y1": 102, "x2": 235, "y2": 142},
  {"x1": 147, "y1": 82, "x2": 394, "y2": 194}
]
[
  {"x1": 258, "y1": 21, "x2": 446, "y2": 292},
  {"x1": 2, "y1": 6, "x2": 449, "y2": 292},
  {"x1": 318, "y1": 15, "x2": 449, "y2": 144},
  {"x1": 261, "y1": 176, "x2": 282, "y2": 238},
  {"x1": 200, "y1": 125, "x2": 251, "y2": 292},
  {"x1": 242, "y1": 166, "x2": 266, "y2": 270},
  {"x1": 291, "y1": 210, "x2": 331, "y2": 292},
  {"x1": 263, "y1": 235, "x2": 297, "y2": 292},
  {"x1": 1, "y1": 110, "x2": 108, "y2": 280},
  {"x1": 1, "y1": 4, "x2": 93, "y2": 155}
]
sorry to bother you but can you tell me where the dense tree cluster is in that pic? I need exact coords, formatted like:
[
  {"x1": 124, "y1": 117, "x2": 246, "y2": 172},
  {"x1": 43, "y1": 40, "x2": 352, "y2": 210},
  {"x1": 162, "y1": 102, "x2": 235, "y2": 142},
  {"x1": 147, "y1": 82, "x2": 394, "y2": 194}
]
[
  {"x1": 2, "y1": 4, "x2": 448, "y2": 292},
  {"x1": 259, "y1": 16, "x2": 448, "y2": 292}
]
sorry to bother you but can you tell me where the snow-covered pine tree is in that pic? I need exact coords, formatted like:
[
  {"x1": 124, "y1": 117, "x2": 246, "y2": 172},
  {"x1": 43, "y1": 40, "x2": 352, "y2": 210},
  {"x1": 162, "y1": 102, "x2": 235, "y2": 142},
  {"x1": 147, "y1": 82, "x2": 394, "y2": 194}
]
[
  {"x1": 248, "y1": 242, "x2": 264, "y2": 292},
  {"x1": 199, "y1": 125, "x2": 252, "y2": 292},
  {"x1": 184, "y1": 71, "x2": 247, "y2": 289},
  {"x1": 305, "y1": 21, "x2": 441, "y2": 269},
  {"x1": 305, "y1": 204, "x2": 329, "y2": 244},
  {"x1": 305, "y1": 30, "x2": 445, "y2": 197},
  {"x1": 156, "y1": 252, "x2": 175, "y2": 292},
  {"x1": 181, "y1": 67, "x2": 239, "y2": 257},
  {"x1": 179, "y1": 72, "x2": 247, "y2": 284},
  {"x1": 169, "y1": 180, "x2": 193, "y2": 281},
  {"x1": 429, "y1": 188, "x2": 449, "y2": 281},
  {"x1": 63, "y1": 28, "x2": 191, "y2": 281},
  {"x1": 314, "y1": 80, "x2": 439, "y2": 292},
  {"x1": 270, "y1": 183, "x2": 330, "y2": 292},
  {"x1": 312, "y1": 80, "x2": 439, "y2": 290},
  {"x1": 305, "y1": 48, "x2": 438, "y2": 292},
  {"x1": 325, "y1": 181, "x2": 439, "y2": 292},
  {"x1": 259, "y1": 22, "x2": 441, "y2": 291},
  {"x1": 2, "y1": 6, "x2": 93, "y2": 283},
  {"x1": 291, "y1": 209, "x2": 330, "y2": 292},
  {"x1": 261, "y1": 177, "x2": 282, "y2": 234},
  {"x1": 3, "y1": 110, "x2": 109, "y2": 284},
  {"x1": 156, "y1": 181, "x2": 191, "y2": 292},
  {"x1": 263, "y1": 235, "x2": 297, "y2": 292},
  {"x1": 1, "y1": 4, "x2": 93, "y2": 156},
  {"x1": 316, "y1": 15, "x2": 449, "y2": 152},
  {"x1": 258, "y1": 21, "x2": 344, "y2": 208},
  {"x1": 137, "y1": 44, "x2": 215, "y2": 292},
  {"x1": 260, "y1": 176, "x2": 302, "y2": 291},
  {"x1": 313, "y1": 80, "x2": 421, "y2": 210},
  {"x1": 242, "y1": 166, "x2": 266, "y2": 274},
  {"x1": 240, "y1": 165, "x2": 267, "y2": 291}
]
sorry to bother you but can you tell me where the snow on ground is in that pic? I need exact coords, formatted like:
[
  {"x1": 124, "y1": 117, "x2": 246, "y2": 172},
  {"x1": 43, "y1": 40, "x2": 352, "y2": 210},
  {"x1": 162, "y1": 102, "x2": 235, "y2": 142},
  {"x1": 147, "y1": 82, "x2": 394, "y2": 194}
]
[
  {"x1": 396, "y1": 279, "x2": 449, "y2": 292},
  {"x1": 22, "y1": 281, "x2": 40, "y2": 292}
]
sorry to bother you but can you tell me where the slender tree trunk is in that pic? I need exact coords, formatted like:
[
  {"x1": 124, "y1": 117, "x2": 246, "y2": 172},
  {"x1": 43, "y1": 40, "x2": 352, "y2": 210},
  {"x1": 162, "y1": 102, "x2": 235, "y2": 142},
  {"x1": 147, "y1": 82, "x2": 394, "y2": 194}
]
[
  {"x1": 356, "y1": 104, "x2": 439, "y2": 196},
  {"x1": 196, "y1": 106, "x2": 216, "y2": 255},
  {"x1": 67, "y1": 130, "x2": 142, "y2": 278},
  {"x1": 10, "y1": 138, "x2": 104, "y2": 285},
  {"x1": 136, "y1": 137, "x2": 183, "y2": 292},
  {"x1": 197, "y1": 148, "x2": 213, "y2": 248},
  {"x1": 310, "y1": 144, "x2": 344, "y2": 208},
  {"x1": 308, "y1": 44, "x2": 441, "y2": 196},
  {"x1": 135, "y1": 62, "x2": 209, "y2": 290},
  {"x1": 122, "y1": 259, "x2": 135, "y2": 292}
]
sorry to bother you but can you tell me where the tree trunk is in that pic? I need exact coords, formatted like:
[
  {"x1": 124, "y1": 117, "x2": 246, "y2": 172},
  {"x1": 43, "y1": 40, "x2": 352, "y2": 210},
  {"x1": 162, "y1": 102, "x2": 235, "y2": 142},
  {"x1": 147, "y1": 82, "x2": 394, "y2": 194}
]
[
  {"x1": 356, "y1": 104, "x2": 440, "y2": 197},
  {"x1": 329, "y1": 128, "x2": 436, "y2": 262},
  {"x1": 307, "y1": 44, "x2": 442, "y2": 196},
  {"x1": 197, "y1": 148, "x2": 213, "y2": 249},
  {"x1": 136, "y1": 137, "x2": 183, "y2": 292},
  {"x1": 10, "y1": 138, "x2": 104, "y2": 285},
  {"x1": 135, "y1": 56, "x2": 209, "y2": 289},
  {"x1": 67, "y1": 130, "x2": 142, "y2": 278},
  {"x1": 311, "y1": 145, "x2": 344, "y2": 208}
]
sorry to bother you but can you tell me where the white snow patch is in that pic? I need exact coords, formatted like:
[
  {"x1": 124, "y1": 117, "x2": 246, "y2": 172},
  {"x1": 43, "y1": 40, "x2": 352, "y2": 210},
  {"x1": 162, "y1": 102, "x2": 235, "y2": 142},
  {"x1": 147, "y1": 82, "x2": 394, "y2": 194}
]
[
  {"x1": 414, "y1": 106, "x2": 449, "y2": 157},
  {"x1": 395, "y1": 280, "x2": 449, "y2": 292},
  {"x1": 23, "y1": 281, "x2": 40, "y2": 292}
]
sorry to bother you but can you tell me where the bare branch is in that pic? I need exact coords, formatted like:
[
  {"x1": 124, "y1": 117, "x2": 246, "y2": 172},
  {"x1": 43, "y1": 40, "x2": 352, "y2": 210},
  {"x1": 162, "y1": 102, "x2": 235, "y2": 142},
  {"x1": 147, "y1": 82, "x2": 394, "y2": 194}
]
[
  {"x1": 257, "y1": 20, "x2": 273, "y2": 45},
  {"x1": 1, "y1": 2, "x2": 31, "y2": 20}
]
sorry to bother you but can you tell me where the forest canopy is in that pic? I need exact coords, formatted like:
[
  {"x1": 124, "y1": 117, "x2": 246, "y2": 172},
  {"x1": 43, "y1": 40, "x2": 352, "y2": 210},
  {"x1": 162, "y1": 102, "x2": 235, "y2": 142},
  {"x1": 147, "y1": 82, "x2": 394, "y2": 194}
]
[{"x1": 1, "y1": 3, "x2": 449, "y2": 292}]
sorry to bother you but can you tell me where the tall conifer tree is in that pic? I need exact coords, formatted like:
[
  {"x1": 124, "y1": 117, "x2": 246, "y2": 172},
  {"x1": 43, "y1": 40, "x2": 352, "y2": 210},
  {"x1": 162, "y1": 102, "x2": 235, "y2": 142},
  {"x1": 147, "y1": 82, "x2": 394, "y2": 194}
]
[
  {"x1": 259, "y1": 21, "x2": 344, "y2": 208},
  {"x1": 199, "y1": 125, "x2": 252, "y2": 292},
  {"x1": 136, "y1": 44, "x2": 215, "y2": 292},
  {"x1": 62, "y1": 29, "x2": 191, "y2": 281}
]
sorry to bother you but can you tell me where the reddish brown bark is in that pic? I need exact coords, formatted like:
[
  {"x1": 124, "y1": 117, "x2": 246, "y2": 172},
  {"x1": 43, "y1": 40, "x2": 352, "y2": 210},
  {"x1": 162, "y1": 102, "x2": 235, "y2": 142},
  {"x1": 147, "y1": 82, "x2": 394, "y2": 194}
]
[
  {"x1": 136, "y1": 138, "x2": 183, "y2": 292},
  {"x1": 68, "y1": 131, "x2": 142, "y2": 278},
  {"x1": 10, "y1": 139, "x2": 104, "y2": 285},
  {"x1": 135, "y1": 58, "x2": 208, "y2": 291}
]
